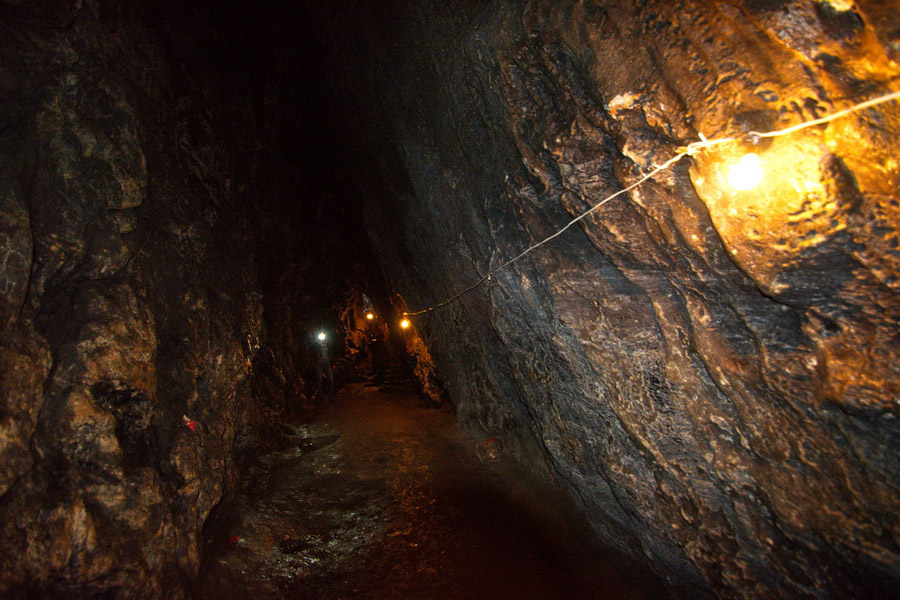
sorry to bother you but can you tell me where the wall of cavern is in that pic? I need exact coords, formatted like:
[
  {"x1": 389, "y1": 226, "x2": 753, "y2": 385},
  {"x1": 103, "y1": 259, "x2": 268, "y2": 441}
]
[
  {"x1": 0, "y1": 1, "x2": 359, "y2": 596},
  {"x1": 319, "y1": 0, "x2": 900, "y2": 597}
]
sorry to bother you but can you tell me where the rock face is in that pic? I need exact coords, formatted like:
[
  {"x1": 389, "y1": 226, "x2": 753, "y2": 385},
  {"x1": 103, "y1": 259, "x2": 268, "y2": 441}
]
[
  {"x1": 0, "y1": 1, "x2": 344, "y2": 595},
  {"x1": 308, "y1": 0, "x2": 900, "y2": 597}
]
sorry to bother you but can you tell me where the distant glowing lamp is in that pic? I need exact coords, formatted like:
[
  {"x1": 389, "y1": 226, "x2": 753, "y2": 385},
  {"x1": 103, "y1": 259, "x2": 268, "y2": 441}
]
[
  {"x1": 365, "y1": 312, "x2": 374, "y2": 320},
  {"x1": 400, "y1": 318, "x2": 410, "y2": 329},
  {"x1": 317, "y1": 332, "x2": 326, "y2": 342},
  {"x1": 727, "y1": 152, "x2": 763, "y2": 191}
]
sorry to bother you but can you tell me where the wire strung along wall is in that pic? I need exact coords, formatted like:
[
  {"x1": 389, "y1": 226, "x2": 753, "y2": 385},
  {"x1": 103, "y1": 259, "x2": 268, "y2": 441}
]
[{"x1": 401, "y1": 90, "x2": 900, "y2": 320}]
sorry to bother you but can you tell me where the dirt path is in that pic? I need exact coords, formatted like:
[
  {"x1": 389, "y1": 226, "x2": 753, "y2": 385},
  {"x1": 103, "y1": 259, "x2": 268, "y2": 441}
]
[{"x1": 199, "y1": 384, "x2": 668, "y2": 599}]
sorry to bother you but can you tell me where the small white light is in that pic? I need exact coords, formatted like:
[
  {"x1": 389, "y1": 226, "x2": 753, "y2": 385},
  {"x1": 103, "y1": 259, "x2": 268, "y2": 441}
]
[
  {"x1": 400, "y1": 319, "x2": 410, "y2": 329},
  {"x1": 365, "y1": 312, "x2": 374, "y2": 320},
  {"x1": 727, "y1": 152, "x2": 763, "y2": 191},
  {"x1": 317, "y1": 332, "x2": 326, "y2": 342}
]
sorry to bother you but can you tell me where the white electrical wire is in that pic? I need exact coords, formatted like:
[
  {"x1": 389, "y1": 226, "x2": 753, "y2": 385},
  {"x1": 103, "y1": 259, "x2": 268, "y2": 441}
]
[{"x1": 403, "y1": 89, "x2": 900, "y2": 317}]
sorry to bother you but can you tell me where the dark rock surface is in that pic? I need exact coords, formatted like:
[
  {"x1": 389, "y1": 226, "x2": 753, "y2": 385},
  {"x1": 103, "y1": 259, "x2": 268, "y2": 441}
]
[
  {"x1": 305, "y1": 1, "x2": 900, "y2": 597},
  {"x1": 0, "y1": 1, "x2": 375, "y2": 596},
  {"x1": 0, "y1": 4, "x2": 260, "y2": 595}
]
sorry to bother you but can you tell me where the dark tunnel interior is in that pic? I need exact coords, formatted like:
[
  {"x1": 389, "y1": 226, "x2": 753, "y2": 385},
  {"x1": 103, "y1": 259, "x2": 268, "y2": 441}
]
[{"x1": 2, "y1": 0, "x2": 900, "y2": 598}]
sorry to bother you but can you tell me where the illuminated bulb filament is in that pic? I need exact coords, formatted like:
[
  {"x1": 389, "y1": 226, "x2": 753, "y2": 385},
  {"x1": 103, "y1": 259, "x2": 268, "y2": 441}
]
[{"x1": 727, "y1": 152, "x2": 763, "y2": 191}]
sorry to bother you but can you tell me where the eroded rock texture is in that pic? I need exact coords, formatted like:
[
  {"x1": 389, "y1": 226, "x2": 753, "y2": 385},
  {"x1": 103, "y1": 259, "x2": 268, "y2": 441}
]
[
  {"x1": 0, "y1": 8, "x2": 257, "y2": 598},
  {"x1": 312, "y1": 1, "x2": 900, "y2": 597}
]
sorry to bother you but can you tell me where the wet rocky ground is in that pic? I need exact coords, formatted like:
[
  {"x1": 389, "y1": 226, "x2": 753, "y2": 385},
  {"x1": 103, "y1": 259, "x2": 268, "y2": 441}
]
[{"x1": 199, "y1": 383, "x2": 668, "y2": 599}]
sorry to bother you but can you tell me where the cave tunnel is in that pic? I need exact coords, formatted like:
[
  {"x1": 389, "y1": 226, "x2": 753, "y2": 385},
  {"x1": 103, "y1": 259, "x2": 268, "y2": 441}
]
[{"x1": 2, "y1": 0, "x2": 900, "y2": 598}]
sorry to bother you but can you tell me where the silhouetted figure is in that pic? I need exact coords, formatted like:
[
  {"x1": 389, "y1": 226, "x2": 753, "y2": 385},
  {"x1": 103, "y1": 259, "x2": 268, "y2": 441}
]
[
  {"x1": 368, "y1": 330, "x2": 388, "y2": 387},
  {"x1": 315, "y1": 337, "x2": 335, "y2": 402}
]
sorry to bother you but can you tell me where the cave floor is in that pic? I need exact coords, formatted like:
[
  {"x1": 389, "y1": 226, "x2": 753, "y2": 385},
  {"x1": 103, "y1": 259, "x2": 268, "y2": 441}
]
[{"x1": 199, "y1": 383, "x2": 667, "y2": 599}]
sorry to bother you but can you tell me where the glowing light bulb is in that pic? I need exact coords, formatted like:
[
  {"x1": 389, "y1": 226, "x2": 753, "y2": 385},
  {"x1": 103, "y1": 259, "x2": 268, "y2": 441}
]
[
  {"x1": 727, "y1": 152, "x2": 763, "y2": 191},
  {"x1": 317, "y1": 332, "x2": 326, "y2": 342},
  {"x1": 400, "y1": 319, "x2": 410, "y2": 329},
  {"x1": 365, "y1": 312, "x2": 374, "y2": 320}
]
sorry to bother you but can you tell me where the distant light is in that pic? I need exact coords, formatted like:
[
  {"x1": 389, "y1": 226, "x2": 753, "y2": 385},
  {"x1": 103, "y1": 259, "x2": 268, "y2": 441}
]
[
  {"x1": 400, "y1": 319, "x2": 410, "y2": 329},
  {"x1": 365, "y1": 312, "x2": 374, "y2": 320},
  {"x1": 317, "y1": 332, "x2": 326, "y2": 341},
  {"x1": 727, "y1": 152, "x2": 763, "y2": 191}
]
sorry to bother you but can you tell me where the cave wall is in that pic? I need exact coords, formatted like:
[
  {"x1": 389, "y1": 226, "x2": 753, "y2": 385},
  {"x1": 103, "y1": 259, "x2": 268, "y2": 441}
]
[
  {"x1": 317, "y1": 0, "x2": 900, "y2": 596},
  {"x1": 0, "y1": 1, "x2": 293, "y2": 595}
]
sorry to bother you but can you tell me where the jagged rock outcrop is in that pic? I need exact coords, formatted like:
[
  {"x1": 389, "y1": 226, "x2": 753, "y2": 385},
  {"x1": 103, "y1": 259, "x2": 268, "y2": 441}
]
[
  {"x1": 0, "y1": 1, "x2": 312, "y2": 595},
  {"x1": 310, "y1": 1, "x2": 900, "y2": 597}
]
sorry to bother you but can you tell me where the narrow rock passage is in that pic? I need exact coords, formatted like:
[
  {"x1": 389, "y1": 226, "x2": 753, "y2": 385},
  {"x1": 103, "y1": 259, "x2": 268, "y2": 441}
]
[{"x1": 200, "y1": 384, "x2": 668, "y2": 599}]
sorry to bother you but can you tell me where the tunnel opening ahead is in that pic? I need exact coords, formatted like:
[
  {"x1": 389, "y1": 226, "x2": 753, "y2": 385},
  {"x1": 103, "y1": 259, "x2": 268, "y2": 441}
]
[{"x1": 137, "y1": 0, "x2": 422, "y2": 409}]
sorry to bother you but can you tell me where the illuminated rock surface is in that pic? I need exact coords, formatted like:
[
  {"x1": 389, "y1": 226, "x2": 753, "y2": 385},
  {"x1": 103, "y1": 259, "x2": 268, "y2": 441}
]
[
  {"x1": 1, "y1": 0, "x2": 899, "y2": 598},
  {"x1": 314, "y1": 1, "x2": 900, "y2": 597}
]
